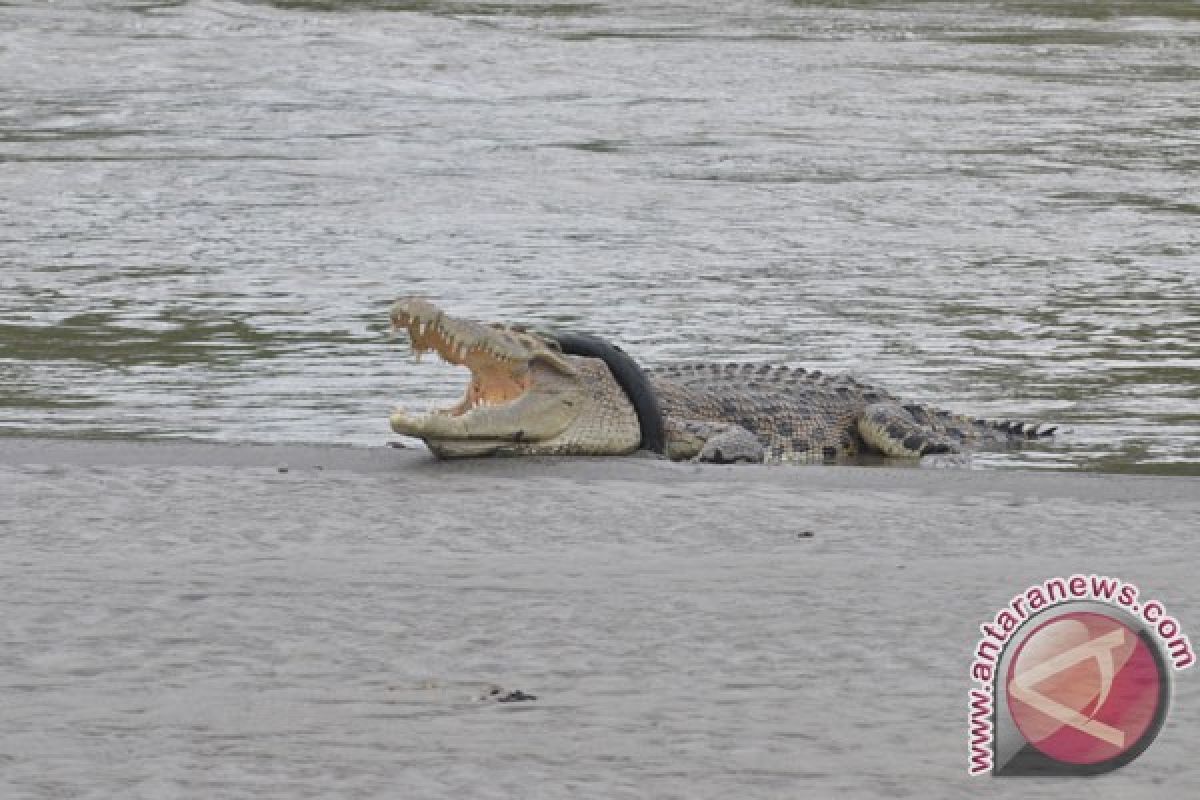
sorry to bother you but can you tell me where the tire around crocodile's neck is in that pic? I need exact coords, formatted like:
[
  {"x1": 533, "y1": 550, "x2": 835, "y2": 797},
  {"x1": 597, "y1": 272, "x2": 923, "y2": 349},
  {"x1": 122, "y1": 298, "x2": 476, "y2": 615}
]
[{"x1": 543, "y1": 330, "x2": 666, "y2": 455}]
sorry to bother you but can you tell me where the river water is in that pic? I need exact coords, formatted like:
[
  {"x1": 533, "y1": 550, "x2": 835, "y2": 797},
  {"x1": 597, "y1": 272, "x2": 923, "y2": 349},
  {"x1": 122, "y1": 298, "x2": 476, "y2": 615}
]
[{"x1": 2, "y1": 1, "x2": 1198, "y2": 472}]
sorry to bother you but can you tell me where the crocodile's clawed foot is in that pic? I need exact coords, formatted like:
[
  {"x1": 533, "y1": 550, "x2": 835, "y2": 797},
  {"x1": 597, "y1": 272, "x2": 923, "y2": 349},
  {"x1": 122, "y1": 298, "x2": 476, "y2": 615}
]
[
  {"x1": 918, "y1": 436, "x2": 962, "y2": 456},
  {"x1": 919, "y1": 452, "x2": 973, "y2": 469},
  {"x1": 695, "y1": 428, "x2": 765, "y2": 464},
  {"x1": 664, "y1": 419, "x2": 766, "y2": 464}
]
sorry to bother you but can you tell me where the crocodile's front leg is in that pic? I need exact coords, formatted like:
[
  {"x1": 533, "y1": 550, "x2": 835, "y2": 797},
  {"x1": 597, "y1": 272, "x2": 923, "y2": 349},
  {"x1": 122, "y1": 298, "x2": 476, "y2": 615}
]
[
  {"x1": 857, "y1": 402, "x2": 961, "y2": 457},
  {"x1": 665, "y1": 419, "x2": 765, "y2": 464}
]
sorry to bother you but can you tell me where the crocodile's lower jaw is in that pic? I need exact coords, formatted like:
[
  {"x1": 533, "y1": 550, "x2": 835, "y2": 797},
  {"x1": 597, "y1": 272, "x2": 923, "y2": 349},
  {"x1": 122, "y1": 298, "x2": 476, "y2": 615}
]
[
  {"x1": 423, "y1": 440, "x2": 523, "y2": 458},
  {"x1": 389, "y1": 409, "x2": 532, "y2": 457}
]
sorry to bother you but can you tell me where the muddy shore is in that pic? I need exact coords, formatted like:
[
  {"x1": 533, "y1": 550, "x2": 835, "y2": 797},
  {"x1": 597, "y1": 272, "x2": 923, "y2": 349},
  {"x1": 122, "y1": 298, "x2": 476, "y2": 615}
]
[{"x1": 1, "y1": 438, "x2": 1195, "y2": 798}]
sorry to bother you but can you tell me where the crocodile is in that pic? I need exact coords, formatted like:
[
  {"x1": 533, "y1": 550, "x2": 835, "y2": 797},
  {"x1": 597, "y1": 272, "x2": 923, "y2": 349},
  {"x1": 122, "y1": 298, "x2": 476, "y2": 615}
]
[{"x1": 387, "y1": 297, "x2": 1054, "y2": 463}]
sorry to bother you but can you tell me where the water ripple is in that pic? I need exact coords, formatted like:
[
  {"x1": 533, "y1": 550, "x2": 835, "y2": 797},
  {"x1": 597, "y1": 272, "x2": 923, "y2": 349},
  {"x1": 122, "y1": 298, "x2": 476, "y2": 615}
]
[{"x1": 0, "y1": 0, "x2": 1197, "y2": 472}]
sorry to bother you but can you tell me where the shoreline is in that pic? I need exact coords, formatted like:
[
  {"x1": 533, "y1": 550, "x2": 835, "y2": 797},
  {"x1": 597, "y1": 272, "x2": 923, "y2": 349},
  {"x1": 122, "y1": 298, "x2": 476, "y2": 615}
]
[{"x1": 1, "y1": 435, "x2": 1195, "y2": 504}]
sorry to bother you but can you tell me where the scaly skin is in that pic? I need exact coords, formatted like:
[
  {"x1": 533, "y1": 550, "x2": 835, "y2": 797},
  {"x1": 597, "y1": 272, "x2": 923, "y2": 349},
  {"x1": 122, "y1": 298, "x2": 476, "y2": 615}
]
[{"x1": 388, "y1": 298, "x2": 1054, "y2": 463}]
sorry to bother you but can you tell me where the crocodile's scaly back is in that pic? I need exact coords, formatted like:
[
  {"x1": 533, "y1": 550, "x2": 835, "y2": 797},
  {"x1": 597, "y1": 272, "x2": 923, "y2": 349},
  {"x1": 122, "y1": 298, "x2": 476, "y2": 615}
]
[
  {"x1": 647, "y1": 364, "x2": 898, "y2": 461},
  {"x1": 646, "y1": 363, "x2": 1053, "y2": 462}
]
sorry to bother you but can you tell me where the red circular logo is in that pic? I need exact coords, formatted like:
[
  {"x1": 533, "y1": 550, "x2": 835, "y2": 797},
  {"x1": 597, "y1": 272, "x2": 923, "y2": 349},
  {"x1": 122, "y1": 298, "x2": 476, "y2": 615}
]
[{"x1": 1006, "y1": 611, "x2": 1163, "y2": 765}]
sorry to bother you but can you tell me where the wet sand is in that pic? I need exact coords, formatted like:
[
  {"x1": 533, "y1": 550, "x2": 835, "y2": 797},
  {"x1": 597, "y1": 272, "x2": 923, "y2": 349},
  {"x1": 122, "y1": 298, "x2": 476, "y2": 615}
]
[{"x1": 0, "y1": 438, "x2": 1196, "y2": 798}]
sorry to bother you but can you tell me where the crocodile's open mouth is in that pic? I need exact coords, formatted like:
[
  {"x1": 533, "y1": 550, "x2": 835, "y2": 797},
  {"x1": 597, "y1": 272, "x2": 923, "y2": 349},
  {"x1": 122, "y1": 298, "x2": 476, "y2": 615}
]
[
  {"x1": 391, "y1": 298, "x2": 533, "y2": 416},
  {"x1": 388, "y1": 297, "x2": 580, "y2": 455}
]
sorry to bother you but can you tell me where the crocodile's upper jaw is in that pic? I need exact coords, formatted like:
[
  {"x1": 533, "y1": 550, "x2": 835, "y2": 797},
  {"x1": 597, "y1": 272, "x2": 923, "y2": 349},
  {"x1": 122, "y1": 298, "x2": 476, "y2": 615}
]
[{"x1": 389, "y1": 297, "x2": 591, "y2": 457}]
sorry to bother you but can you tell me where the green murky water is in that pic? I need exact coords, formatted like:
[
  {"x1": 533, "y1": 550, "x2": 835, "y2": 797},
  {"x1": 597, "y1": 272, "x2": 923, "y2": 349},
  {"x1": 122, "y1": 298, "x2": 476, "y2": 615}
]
[{"x1": 1, "y1": 1, "x2": 1197, "y2": 472}]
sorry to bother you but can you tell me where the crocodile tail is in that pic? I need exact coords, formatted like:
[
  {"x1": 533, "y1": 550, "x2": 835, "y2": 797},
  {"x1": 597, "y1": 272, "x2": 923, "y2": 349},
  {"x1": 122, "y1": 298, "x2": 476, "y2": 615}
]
[
  {"x1": 979, "y1": 419, "x2": 1058, "y2": 439},
  {"x1": 958, "y1": 415, "x2": 1058, "y2": 442},
  {"x1": 902, "y1": 404, "x2": 1056, "y2": 443}
]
